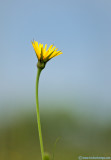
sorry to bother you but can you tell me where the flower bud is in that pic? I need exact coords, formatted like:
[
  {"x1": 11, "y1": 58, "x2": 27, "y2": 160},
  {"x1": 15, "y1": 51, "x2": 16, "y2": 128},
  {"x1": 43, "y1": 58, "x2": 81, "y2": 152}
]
[{"x1": 37, "y1": 61, "x2": 45, "y2": 69}]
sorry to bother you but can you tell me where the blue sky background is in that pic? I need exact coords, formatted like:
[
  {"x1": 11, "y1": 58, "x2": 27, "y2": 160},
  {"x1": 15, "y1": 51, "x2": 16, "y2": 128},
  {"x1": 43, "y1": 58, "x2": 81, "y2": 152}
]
[{"x1": 0, "y1": 0, "x2": 111, "y2": 123}]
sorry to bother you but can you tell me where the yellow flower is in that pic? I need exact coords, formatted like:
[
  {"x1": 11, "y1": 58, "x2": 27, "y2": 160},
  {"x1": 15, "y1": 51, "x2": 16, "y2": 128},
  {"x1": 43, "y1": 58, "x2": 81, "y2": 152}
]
[{"x1": 32, "y1": 41, "x2": 62, "y2": 67}]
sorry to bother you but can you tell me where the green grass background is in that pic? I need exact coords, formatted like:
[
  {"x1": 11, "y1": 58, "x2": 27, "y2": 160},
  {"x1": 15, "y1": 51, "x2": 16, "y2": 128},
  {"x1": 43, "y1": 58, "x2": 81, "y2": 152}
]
[{"x1": 0, "y1": 104, "x2": 111, "y2": 160}]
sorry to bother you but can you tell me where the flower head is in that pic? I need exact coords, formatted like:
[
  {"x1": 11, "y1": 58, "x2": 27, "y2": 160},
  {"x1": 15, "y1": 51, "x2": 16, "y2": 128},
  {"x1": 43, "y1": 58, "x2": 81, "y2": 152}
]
[{"x1": 32, "y1": 41, "x2": 62, "y2": 69}]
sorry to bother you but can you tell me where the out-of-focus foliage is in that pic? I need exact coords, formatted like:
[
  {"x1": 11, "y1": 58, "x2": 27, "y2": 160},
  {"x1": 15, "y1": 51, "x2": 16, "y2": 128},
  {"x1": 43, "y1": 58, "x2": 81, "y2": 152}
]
[{"x1": 0, "y1": 107, "x2": 111, "y2": 160}]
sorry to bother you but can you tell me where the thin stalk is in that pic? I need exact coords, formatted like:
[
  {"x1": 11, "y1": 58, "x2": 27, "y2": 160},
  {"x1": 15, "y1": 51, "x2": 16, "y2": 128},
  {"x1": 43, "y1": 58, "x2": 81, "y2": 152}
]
[{"x1": 36, "y1": 68, "x2": 44, "y2": 160}]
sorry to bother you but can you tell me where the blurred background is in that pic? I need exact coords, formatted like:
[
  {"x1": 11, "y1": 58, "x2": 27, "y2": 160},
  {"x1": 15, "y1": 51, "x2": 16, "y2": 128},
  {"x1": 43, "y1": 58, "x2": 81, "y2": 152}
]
[{"x1": 0, "y1": 0, "x2": 111, "y2": 159}]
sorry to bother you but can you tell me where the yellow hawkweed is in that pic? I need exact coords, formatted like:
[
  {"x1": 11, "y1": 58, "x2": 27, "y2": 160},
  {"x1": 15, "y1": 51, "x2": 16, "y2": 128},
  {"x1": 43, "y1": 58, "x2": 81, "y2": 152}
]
[
  {"x1": 32, "y1": 41, "x2": 62, "y2": 69},
  {"x1": 32, "y1": 40, "x2": 62, "y2": 160}
]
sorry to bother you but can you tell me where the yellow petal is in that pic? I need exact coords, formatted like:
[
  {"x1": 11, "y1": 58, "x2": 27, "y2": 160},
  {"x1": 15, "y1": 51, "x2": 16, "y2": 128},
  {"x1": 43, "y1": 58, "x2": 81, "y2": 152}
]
[
  {"x1": 48, "y1": 44, "x2": 53, "y2": 51},
  {"x1": 47, "y1": 45, "x2": 57, "y2": 57},
  {"x1": 49, "y1": 51, "x2": 62, "y2": 59},
  {"x1": 37, "y1": 43, "x2": 43, "y2": 59},
  {"x1": 50, "y1": 46, "x2": 56, "y2": 52},
  {"x1": 48, "y1": 48, "x2": 58, "y2": 58},
  {"x1": 43, "y1": 44, "x2": 48, "y2": 59},
  {"x1": 34, "y1": 41, "x2": 38, "y2": 50},
  {"x1": 43, "y1": 44, "x2": 53, "y2": 58},
  {"x1": 32, "y1": 41, "x2": 39, "y2": 59},
  {"x1": 44, "y1": 44, "x2": 47, "y2": 51}
]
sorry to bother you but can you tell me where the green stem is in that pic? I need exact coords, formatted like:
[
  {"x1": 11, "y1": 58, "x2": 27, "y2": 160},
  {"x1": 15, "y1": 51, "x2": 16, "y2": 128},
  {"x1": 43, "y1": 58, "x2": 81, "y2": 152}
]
[{"x1": 36, "y1": 68, "x2": 44, "y2": 160}]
